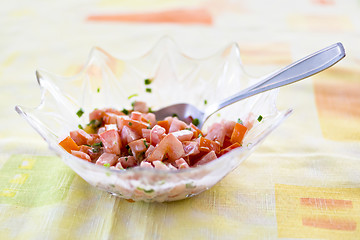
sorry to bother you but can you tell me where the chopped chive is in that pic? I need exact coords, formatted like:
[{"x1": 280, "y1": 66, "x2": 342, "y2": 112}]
[
  {"x1": 148, "y1": 107, "x2": 153, "y2": 113},
  {"x1": 144, "y1": 78, "x2": 152, "y2": 85},
  {"x1": 185, "y1": 127, "x2": 192, "y2": 131},
  {"x1": 128, "y1": 122, "x2": 133, "y2": 126},
  {"x1": 76, "y1": 108, "x2": 84, "y2": 118},
  {"x1": 147, "y1": 126, "x2": 151, "y2": 129},
  {"x1": 103, "y1": 163, "x2": 110, "y2": 168},
  {"x1": 192, "y1": 118, "x2": 200, "y2": 126},
  {"x1": 97, "y1": 88, "x2": 100, "y2": 93},
  {"x1": 198, "y1": 133, "x2": 203, "y2": 138},
  {"x1": 257, "y1": 115, "x2": 263, "y2": 122},
  {"x1": 121, "y1": 108, "x2": 129, "y2": 115},
  {"x1": 217, "y1": 113, "x2": 221, "y2": 117},
  {"x1": 128, "y1": 93, "x2": 138, "y2": 100},
  {"x1": 145, "y1": 88, "x2": 152, "y2": 93},
  {"x1": 93, "y1": 142, "x2": 103, "y2": 147},
  {"x1": 131, "y1": 101, "x2": 135, "y2": 108},
  {"x1": 237, "y1": 118, "x2": 243, "y2": 124},
  {"x1": 125, "y1": 157, "x2": 128, "y2": 161},
  {"x1": 143, "y1": 140, "x2": 149, "y2": 148},
  {"x1": 78, "y1": 124, "x2": 83, "y2": 129},
  {"x1": 204, "y1": 99, "x2": 207, "y2": 105},
  {"x1": 172, "y1": 113, "x2": 178, "y2": 118}
]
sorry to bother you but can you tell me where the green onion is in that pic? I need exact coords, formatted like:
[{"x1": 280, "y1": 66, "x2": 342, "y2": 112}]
[
  {"x1": 148, "y1": 107, "x2": 153, "y2": 113},
  {"x1": 192, "y1": 118, "x2": 200, "y2": 126},
  {"x1": 121, "y1": 108, "x2": 129, "y2": 115},
  {"x1": 103, "y1": 163, "x2": 110, "y2": 168},
  {"x1": 204, "y1": 99, "x2": 207, "y2": 105},
  {"x1": 144, "y1": 78, "x2": 152, "y2": 85},
  {"x1": 143, "y1": 140, "x2": 149, "y2": 148},
  {"x1": 198, "y1": 133, "x2": 203, "y2": 138},
  {"x1": 257, "y1": 115, "x2": 263, "y2": 122},
  {"x1": 93, "y1": 142, "x2": 103, "y2": 147},
  {"x1": 237, "y1": 118, "x2": 243, "y2": 124},
  {"x1": 128, "y1": 93, "x2": 138, "y2": 100},
  {"x1": 78, "y1": 124, "x2": 83, "y2": 129},
  {"x1": 97, "y1": 88, "x2": 100, "y2": 93},
  {"x1": 172, "y1": 113, "x2": 178, "y2": 118},
  {"x1": 185, "y1": 127, "x2": 192, "y2": 131},
  {"x1": 128, "y1": 122, "x2": 133, "y2": 126},
  {"x1": 145, "y1": 88, "x2": 152, "y2": 93},
  {"x1": 76, "y1": 108, "x2": 84, "y2": 118}
]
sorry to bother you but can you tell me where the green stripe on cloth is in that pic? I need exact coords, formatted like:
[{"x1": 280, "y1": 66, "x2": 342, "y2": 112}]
[{"x1": 0, "y1": 155, "x2": 75, "y2": 207}]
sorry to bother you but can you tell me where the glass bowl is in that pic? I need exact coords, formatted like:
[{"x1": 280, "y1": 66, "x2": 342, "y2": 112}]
[{"x1": 15, "y1": 37, "x2": 292, "y2": 202}]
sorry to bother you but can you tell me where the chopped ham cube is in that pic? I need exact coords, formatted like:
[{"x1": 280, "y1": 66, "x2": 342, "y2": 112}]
[
  {"x1": 140, "y1": 161, "x2": 153, "y2": 168},
  {"x1": 175, "y1": 158, "x2": 190, "y2": 169},
  {"x1": 141, "y1": 113, "x2": 156, "y2": 127},
  {"x1": 119, "y1": 156, "x2": 137, "y2": 168},
  {"x1": 145, "y1": 145, "x2": 155, "y2": 158},
  {"x1": 169, "y1": 118, "x2": 187, "y2": 133},
  {"x1": 153, "y1": 160, "x2": 169, "y2": 170},
  {"x1": 141, "y1": 128, "x2": 151, "y2": 142},
  {"x1": 95, "y1": 153, "x2": 118, "y2": 166},
  {"x1": 147, "y1": 134, "x2": 185, "y2": 162},
  {"x1": 99, "y1": 129, "x2": 121, "y2": 155},
  {"x1": 121, "y1": 125, "x2": 140, "y2": 145},
  {"x1": 131, "y1": 111, "x2": 142, "y2": 121},
  {"x1": 71, "y1": 150, "x2": 91, "y2": 162},
  {"x1": 205, "y1": 122, "x2": 226, "y2": 146},
  {"x1": 128, "y1": 138, "x2": 148, "y2": 161},
  {"x1": 171, "y1": 130, "x2": 193, "y2": 142},
  {"x1": 182, "y1": 141, "x2": 200, "y2": 156},
  {"x1": 70, "y1": 129, "x2": 93, "y2": 146},
  {"x1": 133, "y1": 101, "x2": 148, "y2": 113},
  {"x1": 150, "y1": 125, "x2": 166, "y2": 146},
  {"x1": 194, "y1": 151, "x2": 217, "y2": 166}
]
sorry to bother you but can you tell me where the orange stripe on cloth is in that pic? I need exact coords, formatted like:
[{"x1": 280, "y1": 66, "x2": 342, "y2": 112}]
[
  {"x1": 300, "y1": 198, "x2": 353, "y2": 209},
  {"x1": 302, "y1": 216, "x2": 356, "y2": 231},
  {"x1": 86, "y1": 8, "x2": 212, "y2": 25}
]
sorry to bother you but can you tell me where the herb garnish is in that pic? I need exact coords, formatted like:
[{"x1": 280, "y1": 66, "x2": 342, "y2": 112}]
[
  {"x1": 144, "y1": 78, "x2": 152, "y2": 85},
  {"x1": 78, "y1": 124, "x2": 83, "y2": 129},
  {"x1": 103, "y1": 163, "x2": 110, "y2": 168},
  {"x1": 145, "y1": 88, "x2": 152, "y2": 93},
  {"x1": 76, "y1": 108, "x2": 84, "y2": 118},
  {"x1": 128, "y1": 93, "x2": 138, "y2": 100},
  {"x1": 121, "y1": 108, "x2": 129, "y2": 115},
  {"x1": 257, "y1": 115, "x2": 263, "y2": 122},
  {"x1": 237, "y1": 118, "x2": 243, "y2": 124},
  {"x1": 97, "y1": 88, "x2": 100, "y2": 93},
  {"x1": 192, "y1": 118, "x2": 200, "y2": 126}
]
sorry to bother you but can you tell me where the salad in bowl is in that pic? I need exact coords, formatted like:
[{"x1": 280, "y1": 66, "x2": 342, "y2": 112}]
[{"x1": 15, "y1": 37, "x2": 291, "y2": 202}]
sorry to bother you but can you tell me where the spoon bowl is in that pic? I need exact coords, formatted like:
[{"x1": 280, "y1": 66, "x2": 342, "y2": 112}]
[{"x1": 154, "y1": 42, "x2": 345, "y2": 129}]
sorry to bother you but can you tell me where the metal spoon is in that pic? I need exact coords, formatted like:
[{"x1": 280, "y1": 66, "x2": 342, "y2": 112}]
[{"x1": 154, "y1": 42, "x2": 345, "y2": 129}]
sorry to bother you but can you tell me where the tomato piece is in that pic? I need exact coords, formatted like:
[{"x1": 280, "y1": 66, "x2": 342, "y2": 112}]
[
  {"x1": 230, "y1": 123, "x2": 247, "y2": 145},
  {"x1": 59, "y1": 136, "x2": 80, "y2": 153},
  {"x1": 218, "y1": 142, "x2": 241, "y2": 157},
  {"x1": 198, "y1": 137, "x2": 220, "y2": 153}
]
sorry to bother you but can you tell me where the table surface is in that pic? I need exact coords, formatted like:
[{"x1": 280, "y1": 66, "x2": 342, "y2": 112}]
[{"x1": 1, "y1": 0, "x2": 360, "y2": 239}]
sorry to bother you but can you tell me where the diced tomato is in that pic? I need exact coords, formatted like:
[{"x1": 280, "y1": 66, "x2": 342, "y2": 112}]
[
  {"x1": 59, "y1": 136, "x2": 80, "y2": 153},
  {"x1": 171, "y1": 130, "x2": 193, "y2": 142},
  {"x1": 95, "y1": 153, "x2": 118, "y2": 166},
  {"x1": 71, "y1": 150, "x2": 91, "y2": 162},
  {"x1": 198, "y1": 137, "x2": 220, "y2": 153},
  {"x1": 70, "y1": 129, "x2": 93, "y2": 146},
  {"x1": 230, "y1": 123, "x2": 247, "y2": 145},
  {"x1": 157, "y1": 120, "x2": 170, "y2": 133},
  {"x1": 147, "y1": 134, "x2": 185, "y2": 162},
  {"x1": 194, "y1": 151, "x2": 217, "y2": 166},
  {"x1": 218, "y1": 142, "x2": 241, "y2": 157},
  {"x1": 99, "y1": 129, "x2": 121, "y2": 155}
]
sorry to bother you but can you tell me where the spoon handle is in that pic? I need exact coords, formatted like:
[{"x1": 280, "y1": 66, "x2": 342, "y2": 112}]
[{"x1": 204, "y1": 42, "x2": 345, "y2": 120}]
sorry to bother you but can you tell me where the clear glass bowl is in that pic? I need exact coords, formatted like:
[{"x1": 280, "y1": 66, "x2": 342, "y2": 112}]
[{"x1": 15, "y1": 37, "x2": 292, "y2": 202}]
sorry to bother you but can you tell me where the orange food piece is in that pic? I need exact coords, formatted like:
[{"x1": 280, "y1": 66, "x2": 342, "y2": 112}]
[
  {"x1": 218, "y1": 142, "x2": 241, "y2": 157},
  {"x1": 157, "y1": 120, "x2": 170, "y2": 133},
  {"x1": 230, "y1": 123, "x2": 248, "y2": 145},
  {"x1": 198, "y1": 137, "x2": 220, "y2": 153},
  {"x1": 190, "y1": 123, "x2": 203, "y2": 138},
  {"x1": 119, "y1": 118, "x2": 149, "y2": 136},
  {"x1": 59, "y1": 136, "x2": 80, "y2": 153}
]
